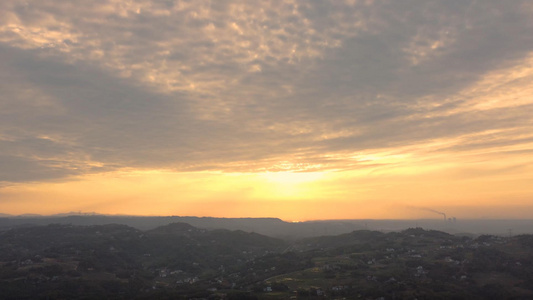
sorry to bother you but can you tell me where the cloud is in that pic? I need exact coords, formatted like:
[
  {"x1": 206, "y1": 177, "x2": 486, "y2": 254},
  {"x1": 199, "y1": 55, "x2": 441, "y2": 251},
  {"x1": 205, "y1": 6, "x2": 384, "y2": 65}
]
[{"x1": 0, "y1": 0, "x2": 532, "y2": 184}]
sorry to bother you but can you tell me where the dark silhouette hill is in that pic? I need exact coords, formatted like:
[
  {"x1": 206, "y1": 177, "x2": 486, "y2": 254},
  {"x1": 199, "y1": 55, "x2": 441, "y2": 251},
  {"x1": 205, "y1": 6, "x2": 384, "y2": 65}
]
[{"x1": 1, "y1": 224, "x2": 533, "y2": 299}]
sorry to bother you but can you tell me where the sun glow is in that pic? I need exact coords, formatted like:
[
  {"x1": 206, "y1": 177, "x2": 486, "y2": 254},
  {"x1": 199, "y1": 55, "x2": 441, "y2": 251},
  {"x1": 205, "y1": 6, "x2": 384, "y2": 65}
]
[
  {"x1": 257, "y1": 171, "x2": 327, "y2": 199},
  {"x1": 261, "y1": 171, "x2": 325, "y2": 184}
]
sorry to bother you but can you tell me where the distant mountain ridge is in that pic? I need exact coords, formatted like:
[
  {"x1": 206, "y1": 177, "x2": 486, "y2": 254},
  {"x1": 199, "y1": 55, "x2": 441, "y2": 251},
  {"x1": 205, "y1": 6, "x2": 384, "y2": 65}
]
[{"x1": 1, "y1": 214, "x2": 533, "y2": 237}]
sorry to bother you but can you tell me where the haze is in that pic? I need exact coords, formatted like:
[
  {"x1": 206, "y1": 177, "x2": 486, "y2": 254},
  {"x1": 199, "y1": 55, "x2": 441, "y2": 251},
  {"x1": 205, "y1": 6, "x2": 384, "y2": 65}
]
[{"x1": 1, "y1": 0, "x2": 532, "y2": 221}]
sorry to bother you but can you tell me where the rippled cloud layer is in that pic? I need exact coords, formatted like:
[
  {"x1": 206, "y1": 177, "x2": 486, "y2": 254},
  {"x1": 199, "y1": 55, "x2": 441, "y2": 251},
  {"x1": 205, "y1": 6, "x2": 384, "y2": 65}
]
[{"x1": 1, "y1": 0, "x2": 532, "y2": 218}]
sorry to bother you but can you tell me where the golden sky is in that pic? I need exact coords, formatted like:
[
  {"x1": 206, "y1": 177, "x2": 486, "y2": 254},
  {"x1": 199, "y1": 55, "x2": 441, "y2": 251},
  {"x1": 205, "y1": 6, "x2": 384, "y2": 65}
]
[{"x1": 1, "y1": 0, "x2": 532, "y2": 220}]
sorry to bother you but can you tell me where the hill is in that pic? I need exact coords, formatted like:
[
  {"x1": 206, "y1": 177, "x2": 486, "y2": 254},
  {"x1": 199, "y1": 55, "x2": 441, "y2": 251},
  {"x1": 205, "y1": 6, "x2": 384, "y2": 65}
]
[{"x1": 2, "y1": 224, "x2": 533, "y2": 298}]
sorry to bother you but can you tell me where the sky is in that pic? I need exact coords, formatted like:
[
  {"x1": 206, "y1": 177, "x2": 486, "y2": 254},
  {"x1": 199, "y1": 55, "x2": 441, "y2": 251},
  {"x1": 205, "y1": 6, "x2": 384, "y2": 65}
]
[{"x1": 1, "y1": 0, "x2": 533, "y2": 221}]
